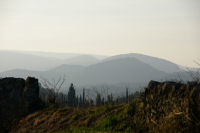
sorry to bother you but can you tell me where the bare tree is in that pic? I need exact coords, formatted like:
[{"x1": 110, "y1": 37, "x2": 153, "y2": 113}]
[{"x1": 41, "y1": 75, "x2": 66, "y2": 105}]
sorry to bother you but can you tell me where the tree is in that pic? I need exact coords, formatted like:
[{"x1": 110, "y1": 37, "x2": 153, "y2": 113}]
[
  {"x1": 68, "y1": 83, "x2": 76, "y2": 107},
  {"x1": 41, "y1": 75, "x2": 66, "y2": 105},
  {"x1": 83, "y1": 88, "x2": 85, "y2": 106},
  {"x1": 126, "y1": 88, "x2": 129, "y2": 103},
  {"x1": 96, "y1": 93, "x2": 102, "y2": 106},
  {"x1": 107, "y1": 93, "x2": 113, "y2": 104}
]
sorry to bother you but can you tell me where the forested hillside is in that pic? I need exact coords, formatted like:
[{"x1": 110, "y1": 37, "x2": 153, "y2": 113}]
[{"x1": 1, "y1": 77, "x2": 199, "y2": 133}]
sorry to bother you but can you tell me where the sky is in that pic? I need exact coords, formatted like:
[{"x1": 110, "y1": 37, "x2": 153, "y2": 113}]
[{"x1": 0, "y1": 0, "x2": 200, "y2": 67}]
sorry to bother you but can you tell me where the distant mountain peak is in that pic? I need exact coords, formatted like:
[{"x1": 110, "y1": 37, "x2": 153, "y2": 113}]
[{"x1": 103, "y1": 53, "x2": 180, "y2": 73}]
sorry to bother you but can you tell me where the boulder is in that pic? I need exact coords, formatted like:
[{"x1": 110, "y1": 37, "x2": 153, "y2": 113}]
[
  {"x1": 0, "y1": 77, "x2": 41, "y2": 133},
  {"x1": 139, "y1": 81, "x2": 200, "y2": 132}
]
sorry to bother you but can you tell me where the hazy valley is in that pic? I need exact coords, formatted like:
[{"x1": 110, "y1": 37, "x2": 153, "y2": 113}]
[{"x1": 0, "y1": 51, "x2": 193, "y2": 94}]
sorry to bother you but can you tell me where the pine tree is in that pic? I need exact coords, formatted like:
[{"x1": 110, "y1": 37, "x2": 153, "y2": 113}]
[
  {"x1": 96, "y1": 93, "x2": 101, "y2": 106},
  {"x1": 107, "y1": 94, "x2": 113, "y2": 104},
  {"x1": 126, "y1": 88, "x2": 129, "y2": 103},
  {"x1": 67, "y1": 83, "x2": 76, "y2": 107},
  {"x1": 83, "y1": 88, "x2": 85, "y2": 106}
]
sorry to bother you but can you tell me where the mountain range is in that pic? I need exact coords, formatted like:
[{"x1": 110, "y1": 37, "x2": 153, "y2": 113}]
[{"x1": 0, "y1": 50, "x2": 193, "y2": 93}]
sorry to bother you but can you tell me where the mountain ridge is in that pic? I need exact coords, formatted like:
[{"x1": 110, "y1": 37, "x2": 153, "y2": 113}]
[
  {"x1": 103, "y1": 53, "x2": 181, "y2": 73},
  {"x1": 0, "y1": 57, "x2": 167, "y2": 90},
  {"x1": 1, "y1": 51, "x2": 192, "y2": 92}
]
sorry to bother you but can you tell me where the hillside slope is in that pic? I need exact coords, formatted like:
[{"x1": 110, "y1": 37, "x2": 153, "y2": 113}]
[
  {"x1": 76, "y1": 58, "x2": 166, "y2": 85},
  {"x1": 103, "y1": 53, "x2": 180, "y2": 73},
  {"x1": 11, "y1": 81, "x2": 200, "y2": 133}
]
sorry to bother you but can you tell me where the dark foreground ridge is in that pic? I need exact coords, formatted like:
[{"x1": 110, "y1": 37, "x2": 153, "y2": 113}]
[
  {"x1": 0, "y1": 77, "x2": 200, "y2": 133},
  {"x1": 138, "y1": 80, "x2": 200, "y2": 132},
  {"x1": 0, "y1": 77, "x2": 41, "y2": 133}
]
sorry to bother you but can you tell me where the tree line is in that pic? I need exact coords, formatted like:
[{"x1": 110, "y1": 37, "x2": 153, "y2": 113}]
[{"x1": 39, "y1": 77, "x2": 140, "y2": 107}]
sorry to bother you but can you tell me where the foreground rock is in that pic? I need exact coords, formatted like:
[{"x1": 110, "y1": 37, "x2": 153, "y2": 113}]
[
  {"x1": 0, "y1": 77, "x2": 41, "y2": 133},
  {"x1": 138, "y1": 81, "x2": 200, "y2": 132}
]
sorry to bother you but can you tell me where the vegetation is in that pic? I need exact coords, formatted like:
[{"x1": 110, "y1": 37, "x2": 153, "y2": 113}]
[
  {"x1": 11, "y1": 80, "x2": 200, "y2": 133},
  {"x1": 39, "y1": 79, "x2": 140, "y2": 108},
  {"x1": 2, "y1": 71, "x2": 200, "y2": 133},
  {"x1": 12, "y1": 101, "x2": 140, "y2": 133}
]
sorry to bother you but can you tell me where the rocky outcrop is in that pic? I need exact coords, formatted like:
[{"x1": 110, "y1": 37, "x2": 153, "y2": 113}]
[
  {"x1": 138, "y1": 81, "x2": 200, "y2": 132},
  {"x1": 0, "y1": 77, "x2": 41, "y2": 133}
]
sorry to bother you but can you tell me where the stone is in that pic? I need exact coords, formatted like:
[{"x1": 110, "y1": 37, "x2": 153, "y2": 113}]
[
  {"x1": 0, "y1": 77, "x2": 42, "y2": 133},
  {"x1": 139, "y1": 81, "x2": 200, "y2": 132}
]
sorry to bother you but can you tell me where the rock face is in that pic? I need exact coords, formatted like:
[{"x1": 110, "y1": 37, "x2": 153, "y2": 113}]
[
  {"x1": 138, "y1": 81, "x2": 200, "y2": 132},
  {"x1": 0, "y1": 77, "x2": 41, "y2": 133}
]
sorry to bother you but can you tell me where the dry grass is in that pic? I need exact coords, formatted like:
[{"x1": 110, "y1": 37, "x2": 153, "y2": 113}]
[
  {"x1": 10, "y1": 97, "x2": 199, "y2": 133},
  {"x1": 11, "y1": 104, "x2": 132, "y2": 133}
]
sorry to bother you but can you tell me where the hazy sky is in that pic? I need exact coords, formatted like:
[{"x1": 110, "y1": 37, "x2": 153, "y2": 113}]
[{"x1": 0, "y1": 0, "x2": 199, "y2": 67}]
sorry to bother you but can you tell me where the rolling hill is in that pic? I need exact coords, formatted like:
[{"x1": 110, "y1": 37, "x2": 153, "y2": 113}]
[
  {"x1": 103, "y1": 53, "x2": 181, "y2": 73},
  {"x1": 75, "y1": 57, "x2": 166, "y2": 85},
  {"x1": 0, "y1": 50, "x2": 102, "y2": 72}
]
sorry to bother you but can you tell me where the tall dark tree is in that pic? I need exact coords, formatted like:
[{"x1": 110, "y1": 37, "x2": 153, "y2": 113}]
[
  {"x1": 126, "y1": 88, "x2": 129, "y2": 103},
  {"x1": 107, "y1": 93, "x2": 113, "y2": 104},
  {"x1": 96, "y1": 93, "x2": 102, "y2": 106},
  {"x1": 67, "y1": 83, "x2": 76, "y2": 107},
  {"x1": 102, "y1": 97, "x2": 105, "y2": 105},
  {"x1": 83, "y1": 88, "x2": 85, "y2": 106}
]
